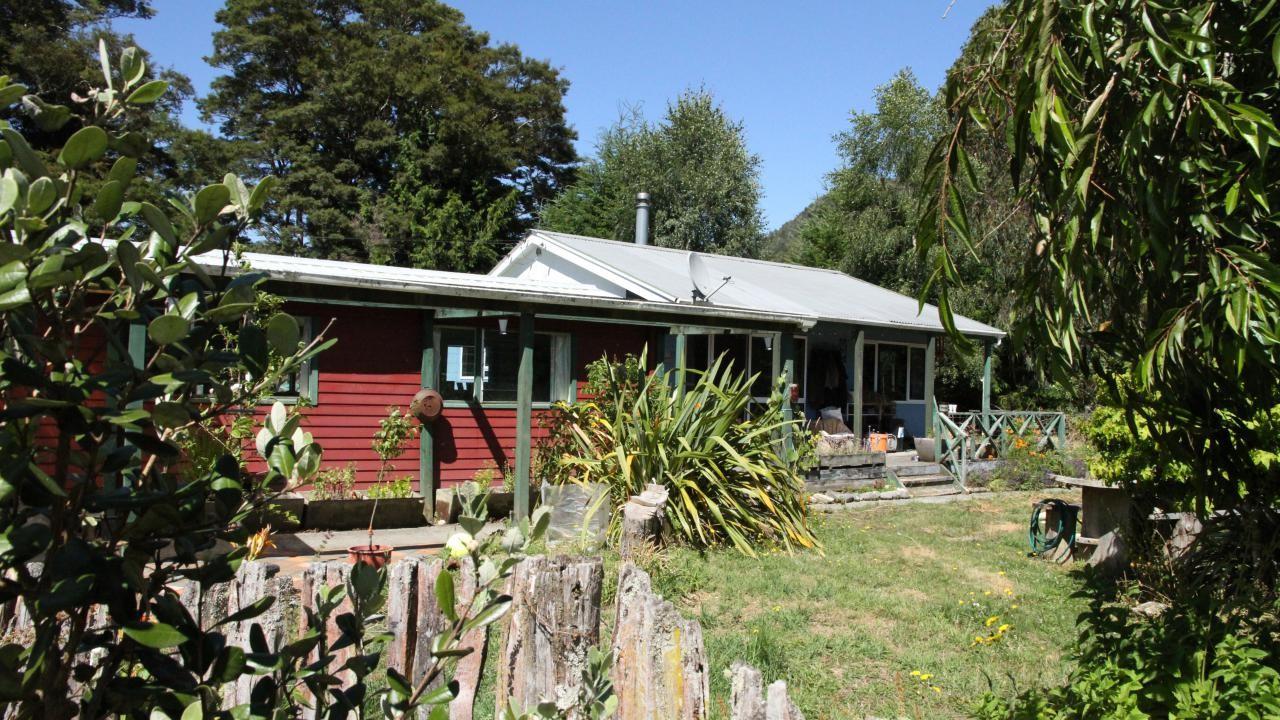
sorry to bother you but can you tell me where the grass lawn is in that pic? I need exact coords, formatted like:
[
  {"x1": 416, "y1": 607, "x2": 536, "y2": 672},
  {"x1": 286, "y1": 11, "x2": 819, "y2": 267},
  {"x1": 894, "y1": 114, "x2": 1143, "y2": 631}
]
[
  {"x1": 474, "y1": 490, "x2": 1086, "y2": 719},
  {"x1": 671, "y1": 490, "x2": 1087, "y2": 719}
]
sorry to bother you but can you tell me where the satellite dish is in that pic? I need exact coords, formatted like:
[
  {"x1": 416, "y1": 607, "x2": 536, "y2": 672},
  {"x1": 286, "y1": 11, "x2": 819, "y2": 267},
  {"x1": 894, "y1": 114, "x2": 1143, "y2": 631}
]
[{"x1": 689, "y1": 252, "x2": 731, "y2": 302}]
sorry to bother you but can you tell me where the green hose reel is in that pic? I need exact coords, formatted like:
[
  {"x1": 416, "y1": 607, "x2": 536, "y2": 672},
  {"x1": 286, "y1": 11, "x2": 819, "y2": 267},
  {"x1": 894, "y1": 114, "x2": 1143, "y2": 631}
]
[{"x1": 1029, "y1": 498, "x2": 1080, "y2": 556}]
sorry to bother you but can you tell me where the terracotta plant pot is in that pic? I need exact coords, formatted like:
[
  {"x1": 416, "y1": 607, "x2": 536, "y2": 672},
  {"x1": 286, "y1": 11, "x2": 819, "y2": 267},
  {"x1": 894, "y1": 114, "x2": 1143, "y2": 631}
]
[{"x1": 347, "y1": 544, "x2": 393, "y2": 568}]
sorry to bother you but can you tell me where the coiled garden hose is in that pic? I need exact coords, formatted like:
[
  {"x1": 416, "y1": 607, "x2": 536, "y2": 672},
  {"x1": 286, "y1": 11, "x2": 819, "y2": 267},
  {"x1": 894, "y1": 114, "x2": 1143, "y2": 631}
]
[{"x1": 1029, "y1": 498, "x2": 1079, "y2": 555}]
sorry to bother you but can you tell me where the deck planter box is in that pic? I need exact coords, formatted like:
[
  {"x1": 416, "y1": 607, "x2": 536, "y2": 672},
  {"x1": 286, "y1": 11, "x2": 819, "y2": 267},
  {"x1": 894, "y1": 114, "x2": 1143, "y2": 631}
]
[
  {"x1": 246, "y1": 493, "x2": 305, "y2": 531},
  {"x1": 303, "y1": 497, "x2": 426, "y2": 531}
]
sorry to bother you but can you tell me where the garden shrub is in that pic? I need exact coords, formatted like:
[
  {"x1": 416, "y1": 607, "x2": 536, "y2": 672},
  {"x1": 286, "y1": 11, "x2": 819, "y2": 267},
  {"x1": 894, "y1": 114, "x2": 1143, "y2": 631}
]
[
  {"x1": 974, "y1": 593, "x2": 1280, "y2": 719},
  {"x1": 549, "y1": 351, "x2": 817, "y2": 555},
  {"x1": 365, "y1": 475, "x2": 415, "y2": 499},
  {"x1": 985, "y1": 435, "x2": 1066, "y2": 491},
  {"x1": 372, "y1": 405, "x2": 416, "y2": 483},
  {"x1": 311, "y1": 462, "x2": 358, "y2": 500},
  {"x1": 0, "y1": 45, "x2": 590, "y2": 720}
]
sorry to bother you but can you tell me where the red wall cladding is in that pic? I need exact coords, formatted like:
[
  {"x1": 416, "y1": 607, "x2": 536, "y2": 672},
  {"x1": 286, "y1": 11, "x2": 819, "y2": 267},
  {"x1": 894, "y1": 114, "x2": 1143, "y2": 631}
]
[{"x1": 256, "y1": 305, "x2": 656, "y2": 492}]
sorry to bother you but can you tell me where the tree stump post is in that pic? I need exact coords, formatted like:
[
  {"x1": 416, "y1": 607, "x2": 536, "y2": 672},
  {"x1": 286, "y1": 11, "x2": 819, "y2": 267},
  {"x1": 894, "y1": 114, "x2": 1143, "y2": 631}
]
[
  {"x1": 409, "y1": 557, "x2": 487, "y2": 719},
  {"x1": 496, "y1": 556, "x2": 603, "y2": 715},
  {"x1": 619, "y1": 485, "x2": 667, "y2": 559},
  {"x1": 611, "y1": 562, "x2": 709, "y2": 719},
  {"x1": 729, "y1": 661, "x2": 805, "y2": 720},
  {"x1": 226, "y1": 561, "x2": 297, "y2": 708}
]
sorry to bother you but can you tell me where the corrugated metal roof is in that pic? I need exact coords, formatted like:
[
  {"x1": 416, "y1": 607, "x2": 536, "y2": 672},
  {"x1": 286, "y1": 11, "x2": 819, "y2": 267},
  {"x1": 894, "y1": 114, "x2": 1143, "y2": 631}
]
[
  {"x1": 185, "y1": 248, "x2": 816, "y2": 329},
  {"x1": 500, "y1": 231, "x2": 1004, "y2": 338},
  {"x1": 194, "y1": 250, "x2": 620, "y2": 299}
]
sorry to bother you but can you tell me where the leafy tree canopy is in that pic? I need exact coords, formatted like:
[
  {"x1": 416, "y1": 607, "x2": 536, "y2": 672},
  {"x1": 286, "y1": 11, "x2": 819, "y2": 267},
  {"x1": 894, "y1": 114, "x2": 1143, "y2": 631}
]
[
  {"x1": 202, "y1": 0, "x2": 577, "y2": 272},
  {"x1": 541, "y1": 89, "x2": 765, "y2": 258},
  {"x1": 790, "y1": 66, "x2": 1049, "y2": 408}
]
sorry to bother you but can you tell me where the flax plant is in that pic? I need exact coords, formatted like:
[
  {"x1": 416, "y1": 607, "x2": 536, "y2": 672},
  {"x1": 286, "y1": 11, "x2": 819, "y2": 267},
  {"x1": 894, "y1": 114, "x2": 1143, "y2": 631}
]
[{"x1": 559, "y1": 353, "x2": 817, "y2": 556}]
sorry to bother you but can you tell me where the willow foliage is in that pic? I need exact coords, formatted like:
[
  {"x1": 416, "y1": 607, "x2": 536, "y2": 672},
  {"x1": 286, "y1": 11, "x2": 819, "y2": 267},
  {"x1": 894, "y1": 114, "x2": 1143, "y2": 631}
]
[{"x1": 919, "y1": 1, "x2": 1280, "y2": 510}]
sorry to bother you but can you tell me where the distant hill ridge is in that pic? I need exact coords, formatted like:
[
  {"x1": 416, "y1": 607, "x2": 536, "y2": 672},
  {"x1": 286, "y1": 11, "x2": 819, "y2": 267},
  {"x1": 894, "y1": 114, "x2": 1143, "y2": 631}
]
[{"x1": 761, "y1": 194, "x2": 829, "y2": 262}]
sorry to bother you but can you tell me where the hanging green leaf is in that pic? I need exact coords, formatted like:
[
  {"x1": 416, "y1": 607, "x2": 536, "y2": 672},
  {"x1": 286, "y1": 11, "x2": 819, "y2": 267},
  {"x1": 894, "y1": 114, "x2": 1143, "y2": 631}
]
[
  {"x1": 265, "y1": 313, "x2": 300, "y2": 354},
  {"x1": 123, "y1": 623, "x2": 189, "y2": 650},
  {"x1": 193, "y1": 184, "x2": 231, "y2": 225},
  {"x1": 94, "y1": 180, "x2": 124, "y2": 222},
  {"x1": 148, "y1": 314, "x2": 190, "y2": 345},
  {"x1": 58, "y1": 126, "x2": 109, "y2": 169},
  {"x1": 125, "y1": 80, "x2": 168, "y2": 105},
  {"x1": 26, "y1": 177, "x2": 56, "y2": 215}
]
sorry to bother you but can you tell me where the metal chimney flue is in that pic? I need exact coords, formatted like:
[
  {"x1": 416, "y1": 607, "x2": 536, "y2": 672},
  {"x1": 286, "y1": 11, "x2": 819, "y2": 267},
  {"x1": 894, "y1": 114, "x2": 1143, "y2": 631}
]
[{"x1": 634, "y1": 192, "x2": 651, "y2": 246}]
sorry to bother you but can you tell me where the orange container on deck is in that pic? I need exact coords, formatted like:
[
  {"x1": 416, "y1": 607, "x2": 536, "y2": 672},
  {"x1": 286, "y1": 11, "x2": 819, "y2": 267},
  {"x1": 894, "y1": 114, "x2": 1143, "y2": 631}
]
[{"x1": 867, "y1": 433, "x2": 892, "y2": 453}]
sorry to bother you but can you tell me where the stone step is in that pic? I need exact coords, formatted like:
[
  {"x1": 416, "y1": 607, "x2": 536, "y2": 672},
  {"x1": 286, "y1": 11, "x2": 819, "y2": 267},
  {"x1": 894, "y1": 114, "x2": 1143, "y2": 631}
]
[
  {"x1": 890, "y1": 463, "x2": 942, "y2": 477},
  {"x1": 898, "y1": 473, "x2": 955, "y2": 488},
  {"x1": 906, "y1": 484, "x2": 963, "y2": 498}
]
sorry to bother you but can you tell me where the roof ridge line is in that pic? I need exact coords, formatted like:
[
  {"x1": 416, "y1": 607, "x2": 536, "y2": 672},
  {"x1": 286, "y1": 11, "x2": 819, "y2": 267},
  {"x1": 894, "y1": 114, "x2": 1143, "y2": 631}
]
[{"x1": 531, "y1": 228, "x2": 857, "y2": 276}]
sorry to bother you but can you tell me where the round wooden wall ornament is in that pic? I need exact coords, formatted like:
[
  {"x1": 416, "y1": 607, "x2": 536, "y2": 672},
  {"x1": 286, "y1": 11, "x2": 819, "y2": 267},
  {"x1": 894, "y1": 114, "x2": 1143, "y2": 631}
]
[{"x1": 410, "y1": 388, "x2": 443, "y2": 422}]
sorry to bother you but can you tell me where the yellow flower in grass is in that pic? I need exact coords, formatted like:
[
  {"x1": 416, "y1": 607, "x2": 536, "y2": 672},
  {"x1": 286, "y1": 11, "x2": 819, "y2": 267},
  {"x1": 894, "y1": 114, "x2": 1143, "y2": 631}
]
[
  {"x1": 1011, "y1": 604, "x2": 1020, "y2": 610},
  {"x1": 985, "y1": 615, "x2": 1000, "y2": 627},
  {"x1": 919, "y1": 673, "x2": 933, "y2": 681},
  {"x1": 931, "y1": 686, "x2": 942, "y2": 693},
  {"x1": 910, "y1": 670, "x2": 921, "y2": 677},
  {"x1": 997, "y1": 571, "x2": 1006, "y2": 576},
  {"x1": 998, "y1": 624, "x2": 1012, "y2": 633}
]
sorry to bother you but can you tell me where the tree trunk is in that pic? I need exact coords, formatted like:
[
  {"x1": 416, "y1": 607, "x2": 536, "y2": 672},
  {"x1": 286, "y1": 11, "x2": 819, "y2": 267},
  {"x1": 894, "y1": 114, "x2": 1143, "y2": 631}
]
[
  {"x1": 410, "y1": 557, "x2": 486, "y2": 720},
  {"x1": 228, "y1": 561, "x2": 298, "y2": 709}
]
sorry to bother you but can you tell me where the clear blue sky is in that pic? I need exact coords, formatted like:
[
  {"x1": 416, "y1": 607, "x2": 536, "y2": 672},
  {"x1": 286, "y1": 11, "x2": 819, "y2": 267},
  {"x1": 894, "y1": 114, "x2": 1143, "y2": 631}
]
[{"x1": 114, "y1": 1, "x2": 995, "y2": 230}]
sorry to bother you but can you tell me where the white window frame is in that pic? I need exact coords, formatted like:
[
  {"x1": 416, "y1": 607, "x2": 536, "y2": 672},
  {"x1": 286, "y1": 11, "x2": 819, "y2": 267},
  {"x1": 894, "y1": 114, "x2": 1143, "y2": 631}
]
[
  {"x1": 863, "y1": 340, "x2": 928, "y2": 404},
  {"x1": 435, "y1": 327, "x2": 572, "y2": 408},
  {"x1": 702, "y1": 333, "x2": 808, "y2": 405}
]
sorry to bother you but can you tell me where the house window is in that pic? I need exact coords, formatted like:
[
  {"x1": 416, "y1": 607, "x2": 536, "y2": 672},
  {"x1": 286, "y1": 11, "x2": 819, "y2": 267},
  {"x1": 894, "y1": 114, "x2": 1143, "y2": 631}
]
[
  {"x1": 749, "y1": 336, "x2": 772, "y2": 398},
  {"x1": 909, "y1": 346, "x2": 926, "y2": 401},
  {"x1": 482, "y1": 332, "x2": 554, "y2": 403},
  {"x1": 877, "y1": 344, "x2": 908, "y2": 402},
  {"x1": 439, "y1": 328, "x2": 478, "y2": 401},
  {"x1": 681, "y1": 333, "x2": 808, "y2": 401},
  {"x1": 861, "y1": 341, "x2": 926, "y2": 403},
  {"x1": 435, "y1": 327, "x2": 570, "y2": 405}
]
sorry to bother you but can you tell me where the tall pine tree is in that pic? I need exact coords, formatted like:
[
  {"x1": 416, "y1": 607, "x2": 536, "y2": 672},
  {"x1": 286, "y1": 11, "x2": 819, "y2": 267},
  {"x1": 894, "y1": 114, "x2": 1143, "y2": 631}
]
[{"x1": 202, "y1": 0, "x2": 577, "y2": 271}]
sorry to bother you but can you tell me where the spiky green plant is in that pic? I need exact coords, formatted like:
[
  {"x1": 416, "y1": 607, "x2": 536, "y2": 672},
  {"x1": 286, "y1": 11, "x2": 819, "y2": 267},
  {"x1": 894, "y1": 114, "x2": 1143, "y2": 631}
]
[{"x1": 558, "y1": 352, "x2": 818, "y2": 556}]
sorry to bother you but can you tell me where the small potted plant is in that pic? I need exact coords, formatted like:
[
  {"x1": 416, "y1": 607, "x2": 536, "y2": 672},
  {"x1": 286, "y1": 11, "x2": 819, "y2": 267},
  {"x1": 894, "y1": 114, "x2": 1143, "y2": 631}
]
[{"x1": 348, "y1": 494, "x2": 393, "y2": 567}]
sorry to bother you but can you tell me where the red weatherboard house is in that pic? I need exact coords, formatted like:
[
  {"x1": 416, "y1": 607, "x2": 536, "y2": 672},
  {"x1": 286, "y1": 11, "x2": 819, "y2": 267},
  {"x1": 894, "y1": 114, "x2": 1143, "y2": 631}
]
[{"x1": 188, "y1": 200, "x2": 1003, "y2": 517}]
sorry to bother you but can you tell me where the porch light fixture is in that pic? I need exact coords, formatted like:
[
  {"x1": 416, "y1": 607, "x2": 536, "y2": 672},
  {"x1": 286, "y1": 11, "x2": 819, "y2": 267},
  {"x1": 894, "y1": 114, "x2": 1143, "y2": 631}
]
[
  {"x1": 764, "y1": 335, "x2": 773, "y2": 351},
  {"x1": 498, "y1": 317, "x2": 509, "y2": 335}
]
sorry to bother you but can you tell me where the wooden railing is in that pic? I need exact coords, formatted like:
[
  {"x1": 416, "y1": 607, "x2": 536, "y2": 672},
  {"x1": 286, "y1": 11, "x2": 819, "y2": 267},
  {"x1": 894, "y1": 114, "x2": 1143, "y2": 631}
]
[{"x1": 932, "y1": 402, "x2": 1067, "y2": 487}]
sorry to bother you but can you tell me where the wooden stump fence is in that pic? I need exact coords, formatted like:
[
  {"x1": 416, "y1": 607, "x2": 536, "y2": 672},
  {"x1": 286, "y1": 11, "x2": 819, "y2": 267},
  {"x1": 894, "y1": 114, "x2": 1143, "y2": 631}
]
[{"x1": 2, "y1": 555, "x2": 803, "y2": 719}]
